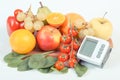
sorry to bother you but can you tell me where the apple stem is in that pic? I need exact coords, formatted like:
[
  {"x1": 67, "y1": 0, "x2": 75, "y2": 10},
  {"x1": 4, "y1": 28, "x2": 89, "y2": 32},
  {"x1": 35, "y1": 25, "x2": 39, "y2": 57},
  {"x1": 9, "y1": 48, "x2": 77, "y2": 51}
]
[
  {"x1": 39, "y1": 1, "x2": 43, "y2": 8},
  {"x1": 103, "y1": 12, "x2": 108, "y2": 19}
]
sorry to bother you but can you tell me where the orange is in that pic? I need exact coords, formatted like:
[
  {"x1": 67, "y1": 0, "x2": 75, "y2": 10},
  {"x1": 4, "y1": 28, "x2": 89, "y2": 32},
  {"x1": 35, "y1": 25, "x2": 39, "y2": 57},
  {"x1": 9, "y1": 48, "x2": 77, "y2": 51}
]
[
  {"x1": 60, "y1": 13, "x2": 86, "y2": 34},
  {"x1": 46, "y1": 12, "x2": 65, "y2": 28},
  {"x1": 10, "y1": 29, "x2": 36, "y2": 54}
]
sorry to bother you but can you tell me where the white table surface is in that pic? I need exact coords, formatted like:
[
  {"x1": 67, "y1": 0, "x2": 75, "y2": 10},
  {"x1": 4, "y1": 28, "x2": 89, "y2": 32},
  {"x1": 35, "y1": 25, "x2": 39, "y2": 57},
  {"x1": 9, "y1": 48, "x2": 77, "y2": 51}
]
[{"x1": 0, "y1": 0, "x2": 120, "y2": 80}]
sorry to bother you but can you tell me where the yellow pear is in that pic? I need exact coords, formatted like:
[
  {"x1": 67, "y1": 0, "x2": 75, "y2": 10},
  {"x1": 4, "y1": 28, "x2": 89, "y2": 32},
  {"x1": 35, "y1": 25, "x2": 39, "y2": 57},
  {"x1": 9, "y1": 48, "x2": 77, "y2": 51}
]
[{"x1": 89, "y1": 18, "x2": 113, "y2": 40}]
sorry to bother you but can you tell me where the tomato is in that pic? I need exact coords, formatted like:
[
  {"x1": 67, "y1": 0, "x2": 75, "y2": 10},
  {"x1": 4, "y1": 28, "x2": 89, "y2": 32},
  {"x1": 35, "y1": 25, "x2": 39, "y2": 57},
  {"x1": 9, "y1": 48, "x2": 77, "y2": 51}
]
[
  {"x1": 60, "y1": 44, "x2": 71, "y2": 53},
  {"x1": 58, "y1": 53, "x2": 69, "y2": 62},
  {"x1": 60, "y1": 35, "x2": 72, "y2": 44},
  {"x1": 14, "y1": 9, "x2": 23, "y2": 19},
  {"x1": 69, "y1": 50, "x2": 76, "y2": 58},
  {"x1": 68, "y1": 58, "x2": 77, "y2": 68},
  {"x1": 54, "y1": 61, "x2": 64, "y2": 70},
  {"x1": 73, "y1": 39, "x2": 80, "y2": 51},
  {"x1": 7, "y1": 16, "x2": 24, "y2": 35},
  {"x1": 37, "y1": 25, "x2": 61, "y2": 51},
  {"x1": 68, "y1": 28, "x2": 78, "y2": 37}
]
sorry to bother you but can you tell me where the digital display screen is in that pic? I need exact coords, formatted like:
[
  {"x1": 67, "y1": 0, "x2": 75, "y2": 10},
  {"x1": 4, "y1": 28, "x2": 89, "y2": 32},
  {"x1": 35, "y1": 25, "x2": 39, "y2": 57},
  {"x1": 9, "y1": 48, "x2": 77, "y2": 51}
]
[{"x1": 80, "y1": 38, "x2": 98, "y2": 57}]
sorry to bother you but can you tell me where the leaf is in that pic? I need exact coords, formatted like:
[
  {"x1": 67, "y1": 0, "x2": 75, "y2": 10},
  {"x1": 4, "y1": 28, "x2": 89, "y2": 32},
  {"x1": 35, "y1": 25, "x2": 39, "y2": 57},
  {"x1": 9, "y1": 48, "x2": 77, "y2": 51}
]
[
  {"x1": 17, "y1": 58, "x2": 32, "y2": 71},
  {"x1": 4, "y1": 52, "x2": 26, "y2": 67},
  {"x1": 28, "y1": 51, "x2": 56, "y2": 69},
  {"x1": 7, "y1": 57, "x2": 23, "y2": 68},
  {"x1": 43, "y1": 56, "x2": 57, "y2": 68},
  {"x1": 74, "y1": 63, "x2": 88, "y2": 77},
  {"x1": 4, "y1": 52, "x2": 17, "y2": 63},
  {"x1": 28, "y1": 54, "x2": 47, "y2": 69},
  {"x1": 38, "y1": 67, "x2": 53, "y2": 73},
  {"x1": 12, "y1": 52, "x2": 21, "y2": 57},
  {"x1": 4, "y1": 52, "x2": 25, "y2": 63},
  {"x1": 4, "y1": 53, "x2": 14, "y2": 63},
  {"x1": 59, "y1": 67, "x2": 68, "y2": 73},
  {"x1": 51, "y1": 67, "x2": 68, "y2": 73}
]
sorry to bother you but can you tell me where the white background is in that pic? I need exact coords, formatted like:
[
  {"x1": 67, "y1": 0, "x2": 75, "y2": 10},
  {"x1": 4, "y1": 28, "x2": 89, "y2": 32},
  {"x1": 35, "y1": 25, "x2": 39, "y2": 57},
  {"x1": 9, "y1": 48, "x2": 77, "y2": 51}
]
[{"x1": 0, "y1": 0, "x2": 120, "y2": 80}]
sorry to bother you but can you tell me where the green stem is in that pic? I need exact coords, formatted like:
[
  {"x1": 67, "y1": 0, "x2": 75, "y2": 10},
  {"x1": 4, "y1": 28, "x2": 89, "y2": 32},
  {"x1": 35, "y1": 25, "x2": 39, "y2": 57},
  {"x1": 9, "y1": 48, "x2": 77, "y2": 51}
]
[
  {"x1": 22, "y1": 51, "x2": 54, "y2": 60},
  {"x1": 69, "y1": 18, "x2": 74, "y2": 59},
  {"x1": 43, "y1": 51, "x2": 55, "y2": 55}
]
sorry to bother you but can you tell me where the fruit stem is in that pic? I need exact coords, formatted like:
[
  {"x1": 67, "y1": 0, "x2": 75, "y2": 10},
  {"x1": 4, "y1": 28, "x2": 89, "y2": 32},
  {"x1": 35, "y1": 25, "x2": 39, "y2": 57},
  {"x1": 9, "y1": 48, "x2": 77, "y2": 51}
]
[
  {"x1": 103, "y1": 12, "x2": 108, "y2": 19},
  {"x1": 26, "y1": 4, "x2": 31, "y2": 15},
  {"x1": 69, "y1": 18, "x2": 74, "y2": 59},
  {"x1": 39, "y1": 1, "x2": 43, "y2": 8},
  {"x1": 28, "y1": 5, "x2": 31, "y2": 11}
]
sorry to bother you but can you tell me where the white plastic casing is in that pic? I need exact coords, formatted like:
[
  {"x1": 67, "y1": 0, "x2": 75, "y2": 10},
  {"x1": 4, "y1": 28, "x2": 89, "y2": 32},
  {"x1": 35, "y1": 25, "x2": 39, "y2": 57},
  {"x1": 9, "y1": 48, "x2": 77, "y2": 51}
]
[{"x1": 77, "y1": 36, "x2": 110, "y2": 67}]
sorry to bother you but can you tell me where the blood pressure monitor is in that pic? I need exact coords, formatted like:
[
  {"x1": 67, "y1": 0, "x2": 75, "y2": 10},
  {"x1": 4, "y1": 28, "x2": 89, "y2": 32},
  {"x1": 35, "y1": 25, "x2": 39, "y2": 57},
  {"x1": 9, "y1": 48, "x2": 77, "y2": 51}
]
[{"x1": 77, "y1": 36, "x2": 112, "y2": 68}]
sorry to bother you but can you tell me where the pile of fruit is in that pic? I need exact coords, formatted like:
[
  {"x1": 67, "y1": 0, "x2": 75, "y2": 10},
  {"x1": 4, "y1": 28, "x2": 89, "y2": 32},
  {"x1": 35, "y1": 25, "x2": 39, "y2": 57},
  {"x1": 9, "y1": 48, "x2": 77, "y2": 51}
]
[{"x1": 4, "y1": 2, "x2": 113, "y2": 77}]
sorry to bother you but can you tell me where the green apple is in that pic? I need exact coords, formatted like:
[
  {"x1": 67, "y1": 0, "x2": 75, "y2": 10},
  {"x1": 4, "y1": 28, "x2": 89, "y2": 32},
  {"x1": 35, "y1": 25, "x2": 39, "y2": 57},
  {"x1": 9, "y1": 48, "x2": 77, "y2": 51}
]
[{"x1": 89, "y1": 18, "x2": 113, "y2": 40}]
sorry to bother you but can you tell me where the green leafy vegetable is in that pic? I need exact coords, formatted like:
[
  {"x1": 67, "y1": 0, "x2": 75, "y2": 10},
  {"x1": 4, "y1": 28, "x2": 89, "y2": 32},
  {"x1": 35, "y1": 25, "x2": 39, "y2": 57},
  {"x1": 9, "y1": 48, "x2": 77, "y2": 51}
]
[
  {"x1": 60, "y1": 67, "x2": 68, "y2": 73},
  {"x1": 4, "y1": 52, "x2": 26, "y2": 67},
  {"x1": 28, "y1": 51, "x2": 57, "y2": 69},
  {"x1": 38, "y1": 67, "x2": 53, "y2": 73},
  {"x1": 74, "y1": 63, "x2": 88, "y2": 77},
  {"x1": 17, "y1": 58, "x2": 32, "y2": 71},
  {"x1": 28, "y1": 54, "x2": 46, "y2": 69},
  {"x1": 4, "y1": 51, "x2": 88, "y2": 77},
  {"x1": 43, "y1": 56, "x2": 57, "y2": 68},
  {"x1": 51, "y1": 67, "x2": 68, "y2": 73}
]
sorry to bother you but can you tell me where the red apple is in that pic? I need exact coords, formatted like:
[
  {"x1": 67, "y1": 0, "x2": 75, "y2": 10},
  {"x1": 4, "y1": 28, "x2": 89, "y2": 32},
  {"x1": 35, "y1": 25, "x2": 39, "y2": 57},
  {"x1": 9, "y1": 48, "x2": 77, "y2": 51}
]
[{"x1": 37, "y1": 25, "x2": 61, "y2": 51}]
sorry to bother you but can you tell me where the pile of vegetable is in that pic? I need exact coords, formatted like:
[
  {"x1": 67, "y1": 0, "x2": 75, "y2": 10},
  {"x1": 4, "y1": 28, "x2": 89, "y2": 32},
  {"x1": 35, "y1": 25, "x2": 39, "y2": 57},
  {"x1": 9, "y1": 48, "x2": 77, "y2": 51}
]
[{"x1": 4, "y1": 51, "x2": 87, "y2": 77}]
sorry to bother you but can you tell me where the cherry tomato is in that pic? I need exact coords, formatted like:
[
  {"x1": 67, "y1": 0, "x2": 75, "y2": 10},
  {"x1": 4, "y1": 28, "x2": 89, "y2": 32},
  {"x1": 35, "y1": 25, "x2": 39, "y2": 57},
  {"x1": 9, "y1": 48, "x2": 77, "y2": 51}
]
[
  {"x1": 54, "y1": 61, "x2": 64, "y2": 70},
  {"x1": 14, "y1": 9, "x2": 23, "y2": 19},
  {"x1": 60, "y1": 35, "x2": 72, "y2": 44},
  {"x1": 68, "y1": 28, "x2": 78, "y2": 37},
  {"x1": 68, "y1": 58, "x2": 77, "y2": 68},
  {"x1": 73, "y1": 39, "x2": 80, "y2": 51},
  {"x1": 58, "y1": 53, "x2": 69, "y2": 62},
  {"x1": 7, "y1": 16, "x2": 24, "y2": 36},
  {"x1": 69, "y1": 50, "x2": 76, "y2": 58},
  {"x1": 60, "y1": 44, "x2": 71, "y2": 53}
]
